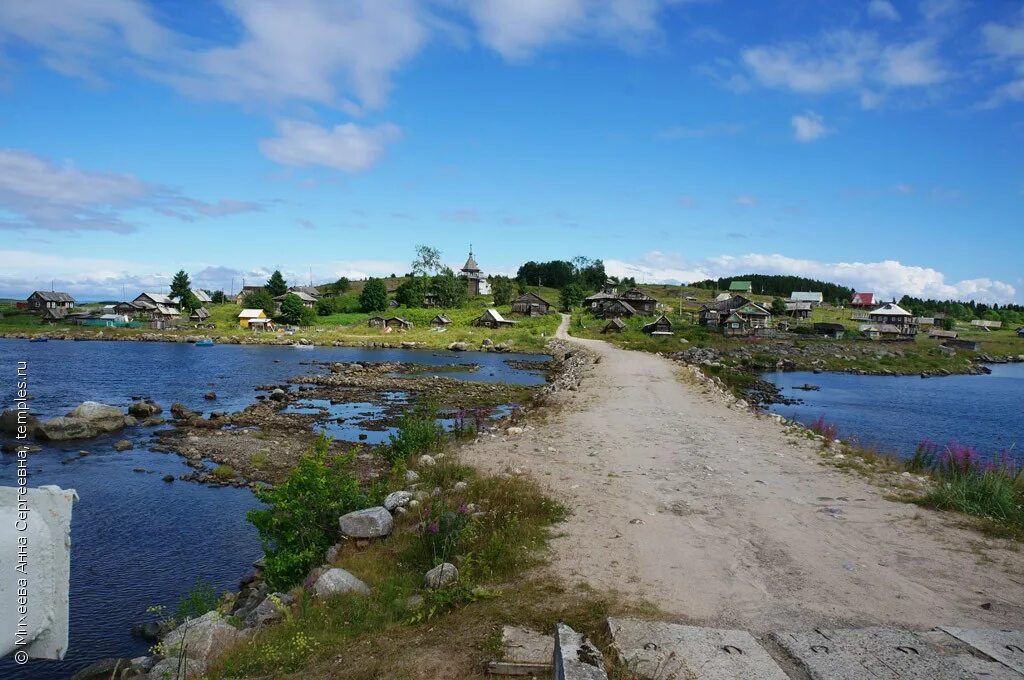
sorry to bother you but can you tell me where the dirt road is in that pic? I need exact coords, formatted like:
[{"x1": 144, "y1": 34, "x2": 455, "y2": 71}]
[{"x1": 463, "y1": 315, "x2": 1024, "y2": 632}]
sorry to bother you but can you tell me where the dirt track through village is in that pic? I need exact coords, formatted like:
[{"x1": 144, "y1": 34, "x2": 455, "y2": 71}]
[{"x1": 463, "y1": 315, "x2": 1024, "y2": 633}]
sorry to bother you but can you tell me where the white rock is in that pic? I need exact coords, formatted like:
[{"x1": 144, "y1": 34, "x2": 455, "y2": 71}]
[
  {"x1": 404, "y1": 469, "x2": 420, "y2": 483},
  {"x1": 506, "y1": 426, "x2": 524, "y2": 436},
  {"x1": 384, "y1": 490, "x2": 413, "y2": 511},
  {"x1": 313, "y1": 568, "x2": 370, "y2": 599},
  {"x1": 418, "y1": 454, "x2": 436, "y2": 467},
  {"x1": 339, "y1": 506, "x2": 394, "y2": 538},
  {"x1": 453, "y1": 481, "x2": 468, "y2": 492},
  {"x1": 424, "y1": 562, "x2": 459, "y2": 589},
  {"x1": 160, "y1": 611, "x2": 247, "y2": 676}
]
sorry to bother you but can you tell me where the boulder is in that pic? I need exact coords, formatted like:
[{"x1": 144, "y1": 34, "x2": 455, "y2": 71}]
[
  {"x1": 70, "y1": 657, "x2": 135, "y2": 680},
  {"x1": 383, "y1": 490, "x2": 413, "y2": 511},
  {"x1": 0, "y1": 408, "x2": 36, "y2": 435},
  {"x1": 244, "y1": 593, "x2": 291, "y2": 628},
  {"x1": 339, "y1": 506, "x2": 393, "y2": 538},
  {"x1": 160, "y1": 611, "x2": 247, "y2": 676},
  {"x1": 142, "y1": 416, "x2": 166, "y2": 427},
  {"x1": 36, "y1": 402, "x2": 130, "y2": 441},
  {"x1": 269, "y1": 388, "x2": 287, "y2": 402},
  {"x1": 313, "y1": 568, "x2": 371, "y2": 599},
  {"x1": 128, "y1": 401, "x2": 162, "y2": 418},
  {"x1": 404, "y1": 469, "x2": 420, "y2": 483},
  {"x1": 170, "y1": 403, "x2": 199, "y2": 420},
  {"x1": 448, "y1": 342, "x2": 469, "y2": 352},
  {"x1": 204, "y1": 392, "x2": 217, "y2": 400},
  {"x1": 417, "y1": 454, "x2": 436, "y2": 467},
  {"x1": 424, "y1": 562, "x2": 459, "y2": 590},
  {"x1": 113, "y1": 439, "x2": 134, "y2": 451},
  {"x1": 144, "y1": 657, "x2": 205, "y2": 680}
]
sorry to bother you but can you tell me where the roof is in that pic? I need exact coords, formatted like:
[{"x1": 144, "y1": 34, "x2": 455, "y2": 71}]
[
  {"x1": 136, "y1": 292, "x2": 176, "y2": 306},
  {"x1": 238, "y1": 308, "x2": 266, "y2": 318},
  {"x1": 785, "y1": 302, "x2": 813, "y2": 312},
  {"x1": 928, "y1": 328, "x2": 957, "y2": 338},
  {"x1": 431, "y1": 314, "x2": 451, "y2": 323},
  {"x1": 190, "y1": 307, "x2": 211, "y2": 319},
  {"x1": 619, "y1": 288, "x2": 655, "y2": 301},
  {"x1": 736, "y1": 302, "x2": 771, "y2": 316},
  {"x1": 714, "y1": 292, "x2": 732, "y2": 302},
  {"x1": 513, "y1": 292, "x2": 552, "y2": 307},
  {"x1": 604, "y1": 317, "x2": 626, "y2": 328},
  {"x1": 605, "y1": 299, "x2": 639, "y2": 315},
  {"x1": 869, "y1": 303, "x2": 912, "y2": 317},
  {"x1": 728, "y1": 281, "x2": 752, "y2": 291},
  {"x1": 385, "y1": 316, "x2": 411, "y2": 325},
  {"x1": 191, "y1": 289, "x2": 212, "y2": 303},
  {"x1": 152, "y1": 304, "x2": 180, "y2": 317},
  {"x1": 584, "y1": 291, "x2": 618, "y2": 302},
  {"x1": 461, "y1": 251, "x2": 480, "y2": 272},
  {"x1": 852, "y1": 292, "x2": 875, "y2": 305},
  {"x1": 641, "y1": 315, "x2": 673, "y2": 332},
  {"x1": 814, "y1": 322, "x2": 846, "y2": 332},
  {"x1": 790, "y1": 291, "x2": 824, "y2": 303},
  {"x1": 274, "y1": 291, "x2": 317, "y2": 302},
  {"x1": 289, "y1": 286, "x2": 322, "y2": 297},
  {"x1": 482, "y1": 308, "x2": 508, "y2": 322},
  {"x1": 859, "y1": 323, "x2": 901, "y2": 334},
  {"x1": 41, "y1": 308, "x2": 67, "y2": 319},
  {"x1": 29, "y1": 291, "x2": 75, "y2": 302},
  {"x1": 701, "y1": 295, "x2": 750, "y2": 313}
]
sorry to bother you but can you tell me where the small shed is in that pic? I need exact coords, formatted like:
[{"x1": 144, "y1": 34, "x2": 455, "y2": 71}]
[
  {"x1": 238, "y1": 308, "x2": 268, "y2": 328},
  {"x1": 472, "y1": 308, "x2": 517, "y2": 328},
  {"x1": 511, "y1": 292, "x2": 552, "y2": 316},
  {"x1": 945, "y1": 338, "x2": 981, "y2": 351},
  {"x1": 367, "y1": 316, "x2": 386, "y2": 328},
  {"x1": 784, "y1": 301, "x2": 813, "y2": 319},
  {"x1": 384, "y1": 317, "x2": 412, "y2": 331},
  {"x1": 928, "y1": 328, "x2": 957, "y2": 339},
  {"x1": 858, "y1": 323, "x2": 901, "y2": 340},
  {"x1": 40, "y1": 308, "x2": 68, "y2": 324},
  {"x1": 190, "y1": 307, "x2": 211, "y2": 322},
  {"x1": 813, "y1": 322, "x2": 846, "y2": 339},
  {"x1": 641, "y1": 314, "x2": 673, "y2": 335},
  {"x1": 430, "y1": 314, "x2": 451, "y2": 327},
  {"x1": 602, "y1": 318, "x2": 626, "y2": 334}
]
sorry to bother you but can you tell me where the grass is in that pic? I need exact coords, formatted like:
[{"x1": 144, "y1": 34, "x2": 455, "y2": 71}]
[{"x1": 212, "y1": 464, "x2": 236, "y2": 480}]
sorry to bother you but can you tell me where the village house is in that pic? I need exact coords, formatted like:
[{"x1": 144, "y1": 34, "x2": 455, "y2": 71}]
[
  {"x1": 274, "y1": 291, "x2": 317, "y2": 309},
  {"x1": 460, "y1": 248, "x2": 485, "y2": 297},
  {"x1": 722, "y1": 302, "x2": 771, "y2": 336},
  {"x1": 582, "y1": 290, "x2": 618, "y2": 314},
  {"x1": 288, "y1": 286, "x2": 322, "y2": 299},
  {"x1": 368, "y1": 316, "x2": 386, "y2": 327},
  {"x1": 602, "y1": 317, "x2": 626, "y2": 333},
  {"x1": 190, "y1": 289, "x2": 213, "y2": 304},
  {"x1": 26, "y1": 291, "x2": 76, "y2": 312},
  {"x1": 149, "y1": 305, "x2": 182, "y2": 329},
  {"x1": 234, "y1": 286, "x2": 264, "y2": 305},
  {"x1": 113, "y1": 301, "x2": 143, "y2": 317},
  {"x1": 851, "y1": 292, "x2": 876, "y2": 308},
  {"x1": 40, "y1": 308, "x2": 68, "y2": 324},
  {"x1": 928, "y1": 328, "x2": 958, "y2": 340},
  {"x1": 728, "y1": 281, "x2": 753, "y2": 294},
  {"x1": 789, "y1": 291, "x2": 824, "y2": 306},
  {"x1": 189, "y1": 307, "x2": 211, "y2": 323},
  {"x1": 511, "y1": 292, "x2": 552, "y2": 316},
  {"x1": 813, "y1": 322, "x2": 846, "y2": 339},
  {"x1": 384, "y1": 317, "x2": 412, "y2": 331},
  {"x1": 134, "y1": 292, "x2": 180, "y2": 311},
  {"x1": 784, "y1": 301, "x2": 813, "y2": 319},
  {"x1": 472, "y1": 308, "x2": 516, "y2": 328},
  {"x1": 970, "y1": 319, "x2": 1003, "y2": 330},
  {"x1": 584, "y1": 285, "x2": 656, "y2": 318},
  {"x1": 429, "y1": 314, "x2": 451, "y2": 327},
  {"x1": 859, "y1": 323, "x2": 902, "y2": 341},
  {"x1": 868, "y1": 303, "x2": 918, "y2": 337},
  {"x1": 641, "y1": 314, "x2": 674, "y2": 336},
  {"x1": 619, "y1": 288, "x2": 658, "y2": 315},
  {"x1": 699, "y1": 295, "x2": 751, "y2": 327},
  {"x1": 946, "y1": 338, "x2": 981, "y2": 351},
  {"x1": 238, "y1": 308, "x2": 268, "y2": 329},
  {"x1": 595, "y1": 298, "x2": 638, "y2": 319}
]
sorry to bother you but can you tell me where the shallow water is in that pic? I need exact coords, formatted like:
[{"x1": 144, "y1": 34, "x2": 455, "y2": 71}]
[
  {"x1": 0, "y1": 339, "x2": 547, "y2": 678},
  {"x1": 764, "y1": 363, "x2": 1024, "y2": 463}
]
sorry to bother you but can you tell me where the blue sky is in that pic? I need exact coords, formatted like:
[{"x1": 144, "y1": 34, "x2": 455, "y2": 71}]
[{"x1": 0, "y1": 0, "x2": 1022, "y2": 302}]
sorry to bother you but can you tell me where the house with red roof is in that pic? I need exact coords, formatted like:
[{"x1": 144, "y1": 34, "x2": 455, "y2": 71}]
[{"x1": 851, "y1": 292, "x2": 875, "y2": 308}]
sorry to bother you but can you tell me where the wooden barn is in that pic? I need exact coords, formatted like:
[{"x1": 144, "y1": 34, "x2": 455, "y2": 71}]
[
  {"x1": 511, "y1": 292, "x2": 552, "y2": 316},
  {"x1": 384, "y1": 317, "x2": 412, "y2": 331},
  {"x1": 602, "y1": 318, "x2": 626, "y2": 334},
  {"x1": 429, "y1": 314, "x2": 451, "y2": 327},
  {"x1": 472, "y1": 308, "x2": 517, "y2": 328},
  {"x1": 618, "y1": 288, "x2": 657, "y2": 315},
  {"x1": 813, "y1": 322, "x2": 846, "y2": 339},
  {"x1": 641, "y1": 314, "x2": 673, "y2": 336},
  {"x1": 367, "y1": 316, "x2": 386, "y2": 328},
  {"x1": 596, "y1": 299, "x2": 638, "y2": 319}
]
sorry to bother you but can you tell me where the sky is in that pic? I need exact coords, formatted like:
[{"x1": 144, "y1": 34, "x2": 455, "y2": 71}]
[{"x1": 0, "y1": 0, "x2": 1022, "y2": 303}]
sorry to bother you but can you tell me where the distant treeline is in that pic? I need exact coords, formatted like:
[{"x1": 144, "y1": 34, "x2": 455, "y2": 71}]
[
  {"x1": 899, "y1": 296, "x2": 1024, "y2": 324},
  {"x1": 690, "y1": 274, "x2": 855, "y2": 303},
  {"x1": 516, "y1": 257, "x2": 606, "y2": 290}
]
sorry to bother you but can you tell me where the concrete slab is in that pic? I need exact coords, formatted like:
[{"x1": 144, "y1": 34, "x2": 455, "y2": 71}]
[
  {"x1": 773, "y1": 627, "x2": 975, "y2": 679},
  {"x1": 608, "y1": 618, "x2": 788, "y2": 680},
  {"x1": 955, "y1": 653, "x2": 1024, "y2": 679},
  {"x1": 553, "y1": 623, "x2": 607, "y2": 680},
  {"x1": 502, "y1": 625, "x2": 554, "y2": 664},
  {"x1": 941, "y1": 628, "x2": 1024, "y2": 676}
]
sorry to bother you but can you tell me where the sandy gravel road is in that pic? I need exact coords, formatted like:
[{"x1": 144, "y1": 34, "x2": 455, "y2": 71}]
[{"x1": 462, "y1": 315, "x2": 1024, "y2": 633}]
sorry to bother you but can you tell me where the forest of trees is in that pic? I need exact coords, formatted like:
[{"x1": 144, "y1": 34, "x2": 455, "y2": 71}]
[
  {"x1": 690, "y1": 274, "x2": 855, "y2": 305},
  {"x1": 515, "y1": 257, "x2": 606, "y2": 291},
  {"x1": 899, "y1": 296, "x2": 1024, "y2": 325}
]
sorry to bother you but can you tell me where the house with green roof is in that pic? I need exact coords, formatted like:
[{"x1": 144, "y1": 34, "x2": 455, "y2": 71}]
[{"x1": 727, "y1": 280, "x2": 753, "y2": 293}]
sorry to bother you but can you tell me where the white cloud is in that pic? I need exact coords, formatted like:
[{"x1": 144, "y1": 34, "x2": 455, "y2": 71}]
[
  {"x1": 791, "y1": 111, "x2": 830, "y2": 142},
  {"x1": 980, "y1": 11, "x2": 1024, "y2": 107},
  {"x1": 0, "y1": 148, "x2": 261, "y2": 233},
  {"x1": 879, "y1": 40, "x2": 947, "y2": 86},
  {"x1": 867, "y1": 0, "x2": 901, "y2": 22},
  {"x1": 607, "y1": 251, "x2": 1018, "y2": 304},
  {"x1": 259, "y1": 120, "x2": 402, "y2": 172}
]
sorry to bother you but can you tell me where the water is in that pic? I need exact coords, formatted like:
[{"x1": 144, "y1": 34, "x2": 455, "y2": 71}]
[
  {"x1": 764, "y1": 363, "x2": 1024, "y2": 463},
  {"x1": 0, "y1": 339, "x2": 548, "y2": 679}
]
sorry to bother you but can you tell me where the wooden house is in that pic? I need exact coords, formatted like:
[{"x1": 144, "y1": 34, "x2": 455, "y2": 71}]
[
  {"x1": 789, "y1": 292, "x2": 824, "y2": 306},
  {"x1": 727, "y1": 281, "x2": 753, "y2": 294},
  {"x1": 928, "y1": 328, "x2": 958, "y2": 340},
  {"x1": 722, "y1": 303, "x2": 771, "y2": 336},
  {"x1": 190, "y1": 307, "x2": 211, "y2": 322},
  {"x1": 384, "y1": 317, "x2": 412, "y2": 331},
  {"x1": 40, "y1": 308, "x2": 68, "y2": 324},
  {"x1": 511, "y1": 292, "x2": 552, "y2": 316},
  {"x1": 274, "y1": 291, "x2": 317, "y2": 308},
  {"x1": 238, "y1": 308, "x2": 268, "y2": 329},
  {"x1": 234, "y1": 286, "x2": 264, "y2": 305},
  {"x1": 602, "y1": 318, "x2": 626, "y2": 334},
  {"x1": 27, "y1": 291, "x2": 75, "y2": 312},
  {"x1": 113, "y1": 302, "x2": 143, "y2": 317},
  {"x1": 472, "y1": 308, "x2": 516, "y2": 328},
  {"x1": 699, "y1": 295, "x2": 751, "y2": 327},
  {"x1": 596, "y1": 299, "x2": 638, "y2": 319},
  {"x1": 868, "y1": 303, "x2": 917, "y2": 337},
  {"x1": 618, "y1": 288, "x2": 657, "y2": 315},
  {"x1": 851, "y1": 292, "x2": 875, "y2": 308},
  {"x1": 191, "y1": 289, "x2": 213, "y2": 304},
  {"x1": 367, "y1": 316, "x2": 386, "y2": 327},
  {"x1": 430, "y1": 314, "x2": 451, "y2": 327},
  {"x1": 784, "y1": 301, "x2": 812, "y2": 319},
  {"x1": 641, "y1": 314, "x2": 673, "y2": 336},
  {"x1": 134, "y1": 292, "x2": 180, "y2": 312},
  {"x1": 813, "y1": 322, "x2": 846, "y2": 339},
  {"x1": 945, "y1": 338, "x2": 981, "y2": 351},
  {"x1": 583, "y1": 290, "x2": 618, "y2": 314},
  {"x1": 858, "y1": 323, "x2": 902, "y2": 340}
]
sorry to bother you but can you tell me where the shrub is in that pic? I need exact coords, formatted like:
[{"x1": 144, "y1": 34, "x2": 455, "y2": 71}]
[
  {"x1": 359, "y1": 278, "x2": 389, "y2": 312},
  {"x1": 212, "y1": 464, "x2": 235, "y2": 480},
  {"x1": 176, "y1": 577, "x2": 219, "y2": 622},
  {"x1": 809, "y1": 416, "x2": 839, "y2": 442},
  {"x1": 383, "y1": 403, "x2": 445, "y2": 466},
  {"x1": 247, "y1": 434, "x2": 367, "y2": 590}
]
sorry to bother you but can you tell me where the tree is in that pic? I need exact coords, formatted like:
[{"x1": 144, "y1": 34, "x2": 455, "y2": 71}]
[
  {"x1": 170, "y1": 270, "x2": 192, "y2": 302},
  {"x1": 412, "y1": 244, "x2": 442, "y2": 276},
  {"x1": 395, "y1": 277, "x2": 427, "y2": 308},
  {"x1": 771, "y1": 297, "x2": 787, "y2": 315},
  {"x1": 243, "y1": 289, "x2": 276, "y2": 317},
  {"x1": 330, "y1": 277, "x2": 350, "y2": 295},
  {"x1": 266, "y1": 270, "x2": 288, "y2": 297},
  {"x1": 278, "y1": 294, "x2": 307, "y2": 325},
  {"x1": 559, "y1": 283, "x2": 586, "y2": 312},
  {"x1": 359, "y1": 278, "x2": 388, "y2": 312},
  {"x1": 210, "y1": 290, "x2": 226, "y2": 304},
  {"x1": 432, "y1": 267, "x2": 467, "y2": 308},
  {"x1": 490, "y1": 276, "x2": 516, "y2": 306}
]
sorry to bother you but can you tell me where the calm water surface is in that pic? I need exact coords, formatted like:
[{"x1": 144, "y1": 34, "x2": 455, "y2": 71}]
[
  {"x1": 764, "y1": 363, "x2": 1024, "y2": 463},
  {"x1": 0, "y1": 339, "x2": 547, "y2": 679}
]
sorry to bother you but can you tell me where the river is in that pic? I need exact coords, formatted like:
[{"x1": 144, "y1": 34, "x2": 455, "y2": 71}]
[
  {"x1": 764, "y1": 363, "x2": 1024, "y2": 463},
  {"x1": 0, "y1": 339, "x2": 548, "y2": 679}
]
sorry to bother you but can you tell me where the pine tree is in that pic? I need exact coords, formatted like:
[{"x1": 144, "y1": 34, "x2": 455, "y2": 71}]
[
  {"x1": 266, "y1": 270, "x2": 288, "y2": 297},
  {"x1": 170, "y1": 270, "x2": 191, "y2": 302}
]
